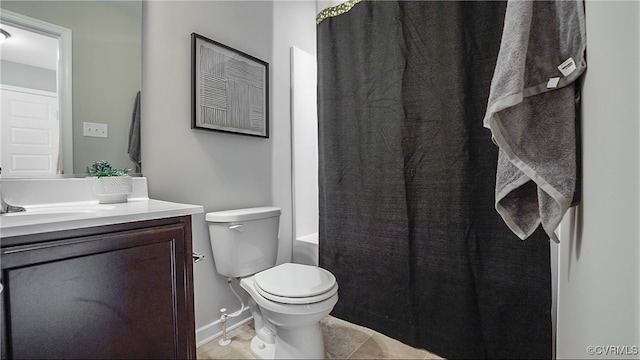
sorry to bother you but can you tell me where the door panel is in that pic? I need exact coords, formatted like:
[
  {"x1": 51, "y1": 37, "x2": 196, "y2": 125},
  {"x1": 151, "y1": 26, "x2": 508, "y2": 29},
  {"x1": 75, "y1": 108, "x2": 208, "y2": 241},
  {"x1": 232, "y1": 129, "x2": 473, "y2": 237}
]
[{"x1": 1, "y1": 86, "x2": 59, "y2": 176}]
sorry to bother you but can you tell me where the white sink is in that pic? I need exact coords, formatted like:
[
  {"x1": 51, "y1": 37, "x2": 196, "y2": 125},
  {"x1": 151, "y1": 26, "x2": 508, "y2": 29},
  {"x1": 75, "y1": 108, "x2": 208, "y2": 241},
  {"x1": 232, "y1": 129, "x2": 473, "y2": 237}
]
[
  {"x1": 0, "y1": 177, "x2": 203, "y2": 238},
  {"x1": 1, "y1": 204, "x2": 116, "y2": 227}
]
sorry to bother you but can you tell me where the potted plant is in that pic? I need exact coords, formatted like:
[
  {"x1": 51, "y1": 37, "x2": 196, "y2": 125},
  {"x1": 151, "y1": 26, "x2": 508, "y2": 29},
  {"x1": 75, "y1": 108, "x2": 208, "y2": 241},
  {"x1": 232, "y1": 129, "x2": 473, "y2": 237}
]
[{"x1": 86, "y1": 160, "x2": 132, "y2": 203}]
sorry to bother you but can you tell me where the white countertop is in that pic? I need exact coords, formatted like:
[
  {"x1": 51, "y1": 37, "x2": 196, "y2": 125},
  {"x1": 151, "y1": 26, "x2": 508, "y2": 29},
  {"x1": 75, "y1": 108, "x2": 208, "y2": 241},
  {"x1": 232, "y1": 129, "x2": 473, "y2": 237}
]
[
  {"x1": 0, "y1": 199, "x2": 204, "y2": 238},
  {"x1": 0, "y1": 177, "x2": 204, "y2": 238}
]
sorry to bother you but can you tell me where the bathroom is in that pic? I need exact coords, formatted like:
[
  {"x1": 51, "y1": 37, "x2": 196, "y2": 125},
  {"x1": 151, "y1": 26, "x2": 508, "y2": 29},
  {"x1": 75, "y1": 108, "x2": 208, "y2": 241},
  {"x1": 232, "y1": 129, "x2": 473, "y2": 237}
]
[{"x1": 1, "y1": 1, "x2": 639, "y2": 359}]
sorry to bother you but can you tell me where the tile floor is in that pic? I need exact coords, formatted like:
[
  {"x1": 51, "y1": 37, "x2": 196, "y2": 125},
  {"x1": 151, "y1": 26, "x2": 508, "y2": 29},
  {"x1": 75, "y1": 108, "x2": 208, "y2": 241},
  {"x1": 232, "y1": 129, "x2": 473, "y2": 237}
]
[{"x1": 197, "y1": 315, "x2": 443, "y2": 359}]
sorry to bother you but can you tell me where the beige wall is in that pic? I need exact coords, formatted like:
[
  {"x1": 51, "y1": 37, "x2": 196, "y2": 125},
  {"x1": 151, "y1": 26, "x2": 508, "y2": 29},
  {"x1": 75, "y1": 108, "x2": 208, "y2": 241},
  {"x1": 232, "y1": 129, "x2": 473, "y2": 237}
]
[
  {"x1": 141, "y1": 0, "x2": 316, "y2": 344},
  {"x1": 556, "y1": 1, "x2": 640, "y2": 358}
]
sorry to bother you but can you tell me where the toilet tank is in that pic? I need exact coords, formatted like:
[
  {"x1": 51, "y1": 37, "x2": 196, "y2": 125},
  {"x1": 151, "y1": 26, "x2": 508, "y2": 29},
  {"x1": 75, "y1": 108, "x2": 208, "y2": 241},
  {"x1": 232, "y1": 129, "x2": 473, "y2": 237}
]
[{"x1": 206, "y1": 207, "x2": 281, "y2": 278}]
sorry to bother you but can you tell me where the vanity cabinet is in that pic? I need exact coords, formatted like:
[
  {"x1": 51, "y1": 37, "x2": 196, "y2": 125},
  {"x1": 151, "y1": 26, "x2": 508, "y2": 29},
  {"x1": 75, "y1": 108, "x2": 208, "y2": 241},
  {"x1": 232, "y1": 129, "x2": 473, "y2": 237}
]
[{"x1": 0, "y1": 216, "x2": 196, "y2": 359}]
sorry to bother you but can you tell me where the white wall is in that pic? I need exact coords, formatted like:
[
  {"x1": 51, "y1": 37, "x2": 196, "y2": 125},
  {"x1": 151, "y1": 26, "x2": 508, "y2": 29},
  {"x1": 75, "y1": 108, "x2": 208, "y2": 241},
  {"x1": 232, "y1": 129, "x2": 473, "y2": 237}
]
[
  {"x1": 141, "y1": 0, "x2": 316, "y2": 345},
  {"x1": 272, "y1": 0, "x2": 318, "y2": 256},
  {"x1": 291, "y1": 46, "x2": 319, "y2": 240},
  {"x1": 0, "y1": 61, "x2": 56, "y2": 92},
  {"x1": 556, "y1": 1, "x2": 640, "y2": 358}
]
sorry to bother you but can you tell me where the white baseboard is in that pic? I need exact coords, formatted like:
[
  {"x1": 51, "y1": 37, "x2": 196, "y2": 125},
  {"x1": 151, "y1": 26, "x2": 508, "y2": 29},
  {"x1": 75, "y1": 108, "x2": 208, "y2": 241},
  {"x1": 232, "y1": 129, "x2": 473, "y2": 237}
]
[{"x1": 196, "y1": 308, "x2": 252, "y2": 347}]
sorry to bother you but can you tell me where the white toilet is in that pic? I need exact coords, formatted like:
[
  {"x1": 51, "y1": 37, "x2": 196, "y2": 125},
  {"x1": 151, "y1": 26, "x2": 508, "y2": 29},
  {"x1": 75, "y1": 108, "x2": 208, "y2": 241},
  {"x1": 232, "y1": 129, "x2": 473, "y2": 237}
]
[{"x1": 206, "y1": 207, "x2": 338, "y2": 359}]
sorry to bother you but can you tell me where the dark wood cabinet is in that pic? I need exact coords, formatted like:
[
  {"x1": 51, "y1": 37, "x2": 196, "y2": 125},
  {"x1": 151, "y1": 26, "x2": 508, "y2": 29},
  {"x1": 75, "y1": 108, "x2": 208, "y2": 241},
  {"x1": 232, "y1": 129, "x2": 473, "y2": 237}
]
[{"x1": 1, "y1": 216, "x2": 195, "y2": 359}]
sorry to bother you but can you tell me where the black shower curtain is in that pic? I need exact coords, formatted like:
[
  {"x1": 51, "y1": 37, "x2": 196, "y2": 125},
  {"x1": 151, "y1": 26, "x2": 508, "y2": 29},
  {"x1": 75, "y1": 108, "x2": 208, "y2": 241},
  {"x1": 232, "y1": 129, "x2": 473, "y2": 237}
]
[{"x1": 317, "y1": 2, "x2": 551, "y2": 359}]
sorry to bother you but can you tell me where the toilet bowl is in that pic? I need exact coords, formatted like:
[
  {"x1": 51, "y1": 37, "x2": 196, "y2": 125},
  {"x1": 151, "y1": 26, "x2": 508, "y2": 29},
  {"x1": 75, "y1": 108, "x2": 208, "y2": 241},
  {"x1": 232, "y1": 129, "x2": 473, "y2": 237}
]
[
  {"x1": 240, "y1": 263, "x2": 338, "y2": 359},
  {"x1": 206, "y1": 207, "x2": 339, "y2": 359}
]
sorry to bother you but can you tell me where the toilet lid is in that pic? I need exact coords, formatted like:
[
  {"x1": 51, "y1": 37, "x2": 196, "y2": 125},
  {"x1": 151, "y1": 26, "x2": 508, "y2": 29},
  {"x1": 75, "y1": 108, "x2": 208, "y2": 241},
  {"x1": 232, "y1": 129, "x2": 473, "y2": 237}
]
[{"x1": 254, "y1": 263, "x2": 337, "y2": 304}]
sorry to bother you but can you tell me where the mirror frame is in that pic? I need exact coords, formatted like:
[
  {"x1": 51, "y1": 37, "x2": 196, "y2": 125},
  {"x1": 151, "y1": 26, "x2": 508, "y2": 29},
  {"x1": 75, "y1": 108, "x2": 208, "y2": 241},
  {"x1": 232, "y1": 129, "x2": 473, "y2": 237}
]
[{"x1": 1, "y1": 9, "x2": 73, "y2": 175}]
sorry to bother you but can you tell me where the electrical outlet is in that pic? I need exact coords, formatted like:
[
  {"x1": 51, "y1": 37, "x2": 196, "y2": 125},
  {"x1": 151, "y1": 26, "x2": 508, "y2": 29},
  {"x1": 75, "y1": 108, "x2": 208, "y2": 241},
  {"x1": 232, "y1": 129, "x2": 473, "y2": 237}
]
[{"x1": 83, "y1": 122, "x2": 108, "y2": 138}]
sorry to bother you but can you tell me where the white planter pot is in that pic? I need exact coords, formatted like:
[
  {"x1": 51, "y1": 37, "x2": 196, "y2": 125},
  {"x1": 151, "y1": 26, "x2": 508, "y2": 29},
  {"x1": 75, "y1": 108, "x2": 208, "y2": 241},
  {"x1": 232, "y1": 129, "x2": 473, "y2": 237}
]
[{"x1": 92, "y1": 176, "x2": 133, "y2": 204}]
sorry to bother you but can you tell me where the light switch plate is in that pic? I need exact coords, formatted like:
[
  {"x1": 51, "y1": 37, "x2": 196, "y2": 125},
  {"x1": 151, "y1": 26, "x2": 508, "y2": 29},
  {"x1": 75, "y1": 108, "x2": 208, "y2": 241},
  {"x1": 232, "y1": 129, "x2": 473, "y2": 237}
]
[{"x1": 83, "y1": 122, "x2": 108, "y2": 138}]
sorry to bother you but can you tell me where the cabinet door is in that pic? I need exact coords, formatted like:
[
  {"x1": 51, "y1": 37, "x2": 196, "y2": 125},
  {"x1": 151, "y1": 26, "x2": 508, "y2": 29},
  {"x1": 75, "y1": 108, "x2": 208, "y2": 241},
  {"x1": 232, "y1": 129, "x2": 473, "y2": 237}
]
[{"x1": 1, "y1": 222, "x2": 194, "y2": 359}]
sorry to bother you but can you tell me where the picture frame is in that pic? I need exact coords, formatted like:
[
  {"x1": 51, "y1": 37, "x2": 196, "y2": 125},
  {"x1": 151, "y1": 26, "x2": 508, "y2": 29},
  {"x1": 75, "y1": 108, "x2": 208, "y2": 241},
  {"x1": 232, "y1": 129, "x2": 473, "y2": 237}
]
[{"x1": 191, "y1": 33, "x2": 269, "y2": 138}]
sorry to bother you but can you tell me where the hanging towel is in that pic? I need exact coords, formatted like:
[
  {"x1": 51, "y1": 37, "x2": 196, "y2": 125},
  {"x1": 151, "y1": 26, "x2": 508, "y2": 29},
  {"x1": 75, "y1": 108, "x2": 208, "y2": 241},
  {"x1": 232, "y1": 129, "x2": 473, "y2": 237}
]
[
  {"x1": 483, "y1": 0, "x2": 586, "y2": 243},
  {"x1": 128, "y1": 91, "x2": 141, "y2": 173}
]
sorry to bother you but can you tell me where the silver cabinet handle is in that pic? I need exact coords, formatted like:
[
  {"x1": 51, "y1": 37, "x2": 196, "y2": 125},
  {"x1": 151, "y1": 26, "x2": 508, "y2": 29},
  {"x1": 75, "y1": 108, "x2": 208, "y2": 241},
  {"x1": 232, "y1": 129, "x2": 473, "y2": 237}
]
[{"x1": 192, "y1": 252, "x2": 205, "y2": 263}]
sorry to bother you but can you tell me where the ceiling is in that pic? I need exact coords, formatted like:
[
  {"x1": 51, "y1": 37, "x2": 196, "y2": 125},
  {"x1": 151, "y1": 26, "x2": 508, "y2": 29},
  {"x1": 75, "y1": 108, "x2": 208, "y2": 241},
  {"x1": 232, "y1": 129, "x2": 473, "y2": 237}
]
[{"x1": 0, "y1": 22, "x2": 58, "y2": 70}]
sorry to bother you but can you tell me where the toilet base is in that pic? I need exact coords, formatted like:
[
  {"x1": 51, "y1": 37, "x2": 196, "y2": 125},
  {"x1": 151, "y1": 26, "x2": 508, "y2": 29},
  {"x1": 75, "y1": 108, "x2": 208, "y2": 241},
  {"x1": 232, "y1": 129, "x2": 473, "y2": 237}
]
[
  {"x1": 250, "y1": 335, "x2": 276, "y2": 359},
  {"x1": 249, "y1": 322, "x2": 326, "y2": 359}
]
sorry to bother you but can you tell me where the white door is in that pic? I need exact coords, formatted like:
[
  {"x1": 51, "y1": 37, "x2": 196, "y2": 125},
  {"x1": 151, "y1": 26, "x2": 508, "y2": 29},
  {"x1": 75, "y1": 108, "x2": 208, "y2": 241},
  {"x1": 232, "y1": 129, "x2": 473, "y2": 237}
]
[{"x1": 1, "y1": 86, "x2": 59, "y2": 177}]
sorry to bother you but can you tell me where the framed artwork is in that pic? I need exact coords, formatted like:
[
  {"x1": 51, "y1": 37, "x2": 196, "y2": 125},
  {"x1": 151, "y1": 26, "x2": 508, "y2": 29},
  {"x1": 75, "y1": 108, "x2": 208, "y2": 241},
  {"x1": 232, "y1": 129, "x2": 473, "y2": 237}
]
[{"x1": 191, "y1": 33, "x2": 269, "y2": 138}]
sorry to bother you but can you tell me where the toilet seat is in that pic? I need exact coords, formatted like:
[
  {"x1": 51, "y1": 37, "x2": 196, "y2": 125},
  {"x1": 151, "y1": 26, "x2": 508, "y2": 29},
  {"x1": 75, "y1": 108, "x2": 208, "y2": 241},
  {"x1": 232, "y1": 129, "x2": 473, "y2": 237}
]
[{"x1": 254, "y1": 263, "x2": 337, "y2": 305}]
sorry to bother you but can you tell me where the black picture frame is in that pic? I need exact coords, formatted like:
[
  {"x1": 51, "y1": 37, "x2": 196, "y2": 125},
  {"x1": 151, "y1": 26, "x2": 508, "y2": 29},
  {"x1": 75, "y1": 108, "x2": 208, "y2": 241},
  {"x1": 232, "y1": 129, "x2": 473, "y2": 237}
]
[{"x1": 191, "y1": 33, "x2": 269, "y2": 138}]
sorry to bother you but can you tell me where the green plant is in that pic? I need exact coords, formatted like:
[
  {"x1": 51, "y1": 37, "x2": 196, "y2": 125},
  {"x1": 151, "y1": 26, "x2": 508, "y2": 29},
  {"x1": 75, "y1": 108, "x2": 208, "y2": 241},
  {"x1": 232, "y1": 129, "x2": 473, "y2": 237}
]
[{"x1": 86, "y1": 160, "x2": 131, "y2": 178}]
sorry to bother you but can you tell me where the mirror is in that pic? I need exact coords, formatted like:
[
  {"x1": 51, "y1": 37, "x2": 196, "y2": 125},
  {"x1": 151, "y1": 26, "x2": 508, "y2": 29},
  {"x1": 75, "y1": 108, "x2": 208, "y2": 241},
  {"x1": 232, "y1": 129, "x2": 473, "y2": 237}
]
[{"x1": 0, "y1": 0, "x2": 141, "y2": 178}]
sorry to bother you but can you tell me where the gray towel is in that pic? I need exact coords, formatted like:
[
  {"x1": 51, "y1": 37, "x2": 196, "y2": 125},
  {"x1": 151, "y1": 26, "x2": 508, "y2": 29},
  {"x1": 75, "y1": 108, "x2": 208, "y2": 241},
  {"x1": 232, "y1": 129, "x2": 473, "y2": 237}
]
[
  {"x1": 483, "y1": 0, "x2": 586, "y2": 243},
  {"x1": 128, "y1": 91, "x2": 141, "y2": 173}
]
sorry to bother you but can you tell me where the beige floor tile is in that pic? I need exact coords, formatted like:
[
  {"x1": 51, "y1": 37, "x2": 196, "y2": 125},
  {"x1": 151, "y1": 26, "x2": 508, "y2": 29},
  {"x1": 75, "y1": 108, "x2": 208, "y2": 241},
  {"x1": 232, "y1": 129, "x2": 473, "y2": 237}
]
[
  {"x1": 197, "y1": 316, "x2": 440, "y2": 360},
  {"x1": 197, "y1": 322, "x2": 255, "y2": 359},
  {"x1": 321, "y1": 316, "x2": 375, "y2": 359},
  {"x1": 423, "y1": 349, "x2": 445, "y2": 360},
  {"x1": 348, "y1": 332, "x2": 435, "y2": 360}
]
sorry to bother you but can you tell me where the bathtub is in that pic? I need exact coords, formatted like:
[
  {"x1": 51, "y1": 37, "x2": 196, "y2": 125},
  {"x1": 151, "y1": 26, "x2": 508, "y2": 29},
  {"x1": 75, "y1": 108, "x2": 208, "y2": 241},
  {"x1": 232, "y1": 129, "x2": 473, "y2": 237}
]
[{"x1": 292, "y1": 233, "x2": 318, "y2": 266}]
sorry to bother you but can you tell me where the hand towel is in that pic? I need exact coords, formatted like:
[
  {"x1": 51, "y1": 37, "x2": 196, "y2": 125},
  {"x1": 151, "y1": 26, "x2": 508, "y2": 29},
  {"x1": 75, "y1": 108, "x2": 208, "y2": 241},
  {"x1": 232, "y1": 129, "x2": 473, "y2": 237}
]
[
  {"x1": 483, "y1": 0, "x2": 586, "y2": 243},
  {"x1": 128, "y1": 91, "x2": 141, "y2": 173}
]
